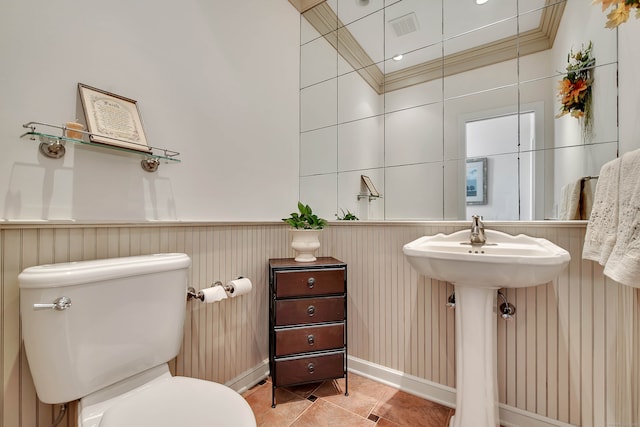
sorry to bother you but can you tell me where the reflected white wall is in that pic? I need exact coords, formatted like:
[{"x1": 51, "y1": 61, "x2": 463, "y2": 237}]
[
  {"x1": 299, "y1": 0, "x2": 619, "y2": 221},
  {"x1": 465, "y1": 113, "x2": 534, "y2": 221}
]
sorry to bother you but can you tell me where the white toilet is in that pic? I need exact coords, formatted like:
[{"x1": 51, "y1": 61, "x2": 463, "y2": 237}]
[{"x1": 19, "y1": 253, "x2": 257, "y2": 427}]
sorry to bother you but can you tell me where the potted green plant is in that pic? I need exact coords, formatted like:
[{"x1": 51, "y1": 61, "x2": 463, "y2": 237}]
[
  {"x1": 282, "y1": 202, "x2": 327, "y2": 262},
  {"x1": 336, "y1": 208, "x2": 359, "y2": 220}
]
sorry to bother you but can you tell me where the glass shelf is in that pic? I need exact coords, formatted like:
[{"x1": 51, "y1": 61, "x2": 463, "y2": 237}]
[{"x1": 20, "y1": 121, "x2": 181, "y2": 172}]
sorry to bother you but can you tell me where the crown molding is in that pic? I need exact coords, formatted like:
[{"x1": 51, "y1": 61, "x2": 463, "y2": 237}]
[
  {"x1": 288, "y1": 0, "x2": 325, "y2": 14},
  {"x1": 301, "y1": 1, "x2": 566, "y2": 94}
]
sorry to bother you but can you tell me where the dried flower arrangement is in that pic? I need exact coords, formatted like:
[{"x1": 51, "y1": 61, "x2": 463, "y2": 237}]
[
  {"x1": 594, "y1": 0, "x2": 640, "y2": 28},
  {"x1": 556, "y1": 41, "x2": 595, "y2": 140}
]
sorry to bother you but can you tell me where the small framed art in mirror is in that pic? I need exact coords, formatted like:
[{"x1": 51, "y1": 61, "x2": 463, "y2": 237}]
[{"x1": 466, "y1": 157, "x2": 487, "y2": 206}]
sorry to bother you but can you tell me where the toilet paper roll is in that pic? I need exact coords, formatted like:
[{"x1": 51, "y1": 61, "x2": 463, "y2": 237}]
[
  {"x1": 225, "y1": 278, "x2": 252, "y2": 298},
  {"x1": 200, "y1": 286, "x2": 228, "y2": 303}
]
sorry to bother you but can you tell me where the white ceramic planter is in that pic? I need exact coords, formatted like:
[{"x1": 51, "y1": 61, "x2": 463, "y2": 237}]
[{"x1": 290, "y1": 229, "x2": 321, "y2": 262}]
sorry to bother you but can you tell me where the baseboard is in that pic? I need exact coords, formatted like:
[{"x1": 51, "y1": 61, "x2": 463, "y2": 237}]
[
  {"x1": 225, "y1": 359, "x2": 270, "y2": 394},
  {"x1": 347, "y1": 356, "x2": 577, "y2": 427},
  {"x1": 347, "y1": 355, "x2": 456, "y2": 409}
]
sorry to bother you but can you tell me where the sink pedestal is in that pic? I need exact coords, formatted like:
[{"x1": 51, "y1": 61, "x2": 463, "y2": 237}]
[
  {"x1": 450, "y1": 285, "x2": 499, "y2": 427},
  {"x1": 402, "y1": 229, "x2": 571, "y2": 427}
]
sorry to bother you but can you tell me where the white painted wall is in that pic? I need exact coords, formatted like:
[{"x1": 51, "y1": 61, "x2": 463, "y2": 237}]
[
  {"x1": 0, "y1": 0, "x2": 300, "y2": 221},
  {"x1": 619, "y1": 17, "x2": 640, "y2": 156},
  {"x1": 465, "y1": 113, "x2": 534, "y2": 221},
  {"x1": 551, "y1": 0, "x2": 619, "y2": 218}
]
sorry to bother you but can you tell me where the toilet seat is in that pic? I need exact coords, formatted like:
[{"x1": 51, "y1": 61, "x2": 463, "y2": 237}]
[{"x1": 97, "y1": 376, "x2": 256, "y2": 427}]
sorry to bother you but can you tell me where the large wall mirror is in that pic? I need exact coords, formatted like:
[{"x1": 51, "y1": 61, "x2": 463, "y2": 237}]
[{"x1": 298, "y1": 0, "x2": 618, "y2": 221}]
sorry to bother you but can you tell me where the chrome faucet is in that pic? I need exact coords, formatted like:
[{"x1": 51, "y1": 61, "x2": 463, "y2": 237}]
[{"x1": 470, "y1": 215, "x2": 486, "y2": 244}]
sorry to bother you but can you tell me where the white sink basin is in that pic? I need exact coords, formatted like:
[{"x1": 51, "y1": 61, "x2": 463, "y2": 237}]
[
  {"x1": 403, "y1": 229, "x2": 571, "y2": 288},
  {"x1": 403, "y1": 228, "x2": 570, "y2": 426}
]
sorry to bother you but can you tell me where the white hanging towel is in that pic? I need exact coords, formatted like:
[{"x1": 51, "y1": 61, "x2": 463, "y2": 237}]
[
  {"x1": 582, "y1": 157, "x2": 621, "y2": 265},
  {"x1": 580, "y1": 178, "x2": 595, "y2": 220},
  {"x1": 603, "y1": 149, "x2": 640, "y2": 287},
  {"x1": 559, "y1": 179, "x2": 581, "y2": 220}
]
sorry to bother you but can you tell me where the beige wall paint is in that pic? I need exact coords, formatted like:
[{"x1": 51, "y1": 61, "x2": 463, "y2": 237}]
[{"x1": 1, "y1": 222, "x2": 637, "y2": 426}]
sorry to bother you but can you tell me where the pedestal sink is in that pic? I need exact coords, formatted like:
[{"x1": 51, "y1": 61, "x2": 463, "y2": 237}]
[{"x1": 403, "y1": 229, "x2": 570, "y2": 427}]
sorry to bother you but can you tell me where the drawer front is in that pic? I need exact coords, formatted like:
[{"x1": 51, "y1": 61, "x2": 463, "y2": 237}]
[
  {"x1": 275, "y1": 324, "x2": 344, "y2": 356},
  {"x1": 275, "y1": 269, "x2": 345, "y2": 298},
  {"x1": 274, "y1": 351, "x2": 345, "y2": 387},
  {"x1": 275, "y1": 296, "x2": 344, "y2": 326}
]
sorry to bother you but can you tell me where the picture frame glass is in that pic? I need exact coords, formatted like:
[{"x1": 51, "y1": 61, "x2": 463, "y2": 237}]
[
  {"x1": 361, "y1": 175, "x2": 380, "y2": 197},
  {"x1": 78, "y1": 83, "x2": 151, "y2": 153},
  {"x1": 466, "y1": 157, "x2": 488, "y2": 205}
]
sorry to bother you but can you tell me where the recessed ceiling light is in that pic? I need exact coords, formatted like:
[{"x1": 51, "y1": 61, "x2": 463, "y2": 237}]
[
  {"x1": 392, "y1": 54, "x2": 403, "y2": 61},
  {"x1": 476, "y1": 0, "x2": 489, "y2": 4}
]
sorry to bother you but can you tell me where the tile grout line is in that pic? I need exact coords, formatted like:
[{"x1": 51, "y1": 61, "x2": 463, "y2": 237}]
[
  {"x1": 313, "y1": 397, "x2": 378, "y2": 425},
  {"x1": 245, "y1": 374, "x2": 454, "y2": 427},
  {"x1": 287, "y1": 381, "x2": 323, "y2": 426}
]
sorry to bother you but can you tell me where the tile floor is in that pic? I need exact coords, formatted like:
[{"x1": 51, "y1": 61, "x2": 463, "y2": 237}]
[{"x1": 242, "y1": 373, "x2": 454, "y2": 427}]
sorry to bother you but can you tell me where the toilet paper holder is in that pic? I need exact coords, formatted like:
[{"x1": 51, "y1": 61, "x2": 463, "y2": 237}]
[{"x1": 187, "y1": 278, "x2": 244, "y2": 302}]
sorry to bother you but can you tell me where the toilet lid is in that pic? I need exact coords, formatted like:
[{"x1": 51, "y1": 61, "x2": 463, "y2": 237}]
[{"x1": 98, "y1": 376, "x2": 256, "y2": 427}]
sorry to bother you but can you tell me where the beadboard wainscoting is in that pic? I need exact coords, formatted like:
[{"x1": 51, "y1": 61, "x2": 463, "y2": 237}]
[{"x1": 1, "y1": 222, "x2": 637, "y2": 427}]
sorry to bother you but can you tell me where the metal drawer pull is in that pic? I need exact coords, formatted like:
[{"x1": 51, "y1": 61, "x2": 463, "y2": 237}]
[
  {"x1": 307, "y1": 362, "x2": 315, "y2": 373},
  {"x1": 307, "y1": 305, "x2": 316, "y2": 316},
  {"x1": 307, "y1": 334, "x2": 315, "y2": 345},
  {"x1": 33, "y1": 296, "x2": 72, "y2": 311},
  {"x1": 307, "y1": 277, "x2": 315, "y2": 289}
]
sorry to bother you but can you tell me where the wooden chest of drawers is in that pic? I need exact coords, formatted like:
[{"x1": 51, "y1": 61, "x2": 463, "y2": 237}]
[{"x1": 268, "y1": 257, "x2": 347, "y2": 407}]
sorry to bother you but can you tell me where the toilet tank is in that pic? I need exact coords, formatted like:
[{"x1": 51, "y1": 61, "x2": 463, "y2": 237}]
[{"x1": 19, "y1": 253, "x2": 191, "y2": 404}]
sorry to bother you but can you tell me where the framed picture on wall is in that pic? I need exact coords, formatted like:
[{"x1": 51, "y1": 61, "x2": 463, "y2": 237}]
[
  {"x1": 466, "y1": 157, "x2": 488, "y2": 205},
  {"x1": 361, "y1": 175, "x2": 380, "y2": 197},
  {"x1": 78, "y1": 83, "x2": 152, "y2": 153}
]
